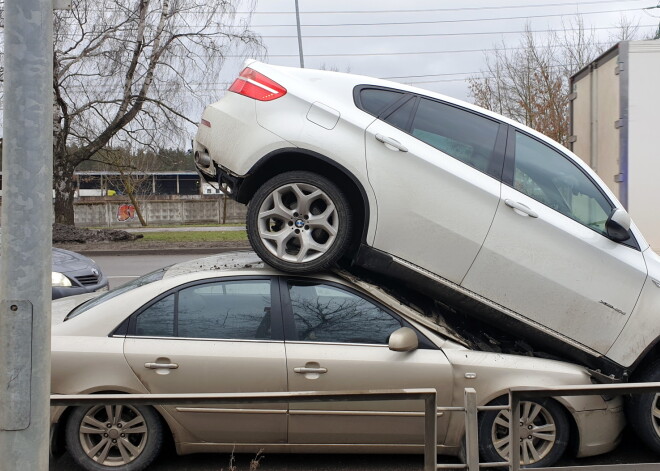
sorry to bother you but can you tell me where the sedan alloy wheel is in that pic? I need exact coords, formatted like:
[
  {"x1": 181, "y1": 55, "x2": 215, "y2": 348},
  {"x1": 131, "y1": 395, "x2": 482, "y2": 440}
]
[
  {"x1": 479, "y1": 398, "x2": 569, "y2": 468},
  {"x1": 65, "y1": 404, "x2": 163, "y2": 471}
]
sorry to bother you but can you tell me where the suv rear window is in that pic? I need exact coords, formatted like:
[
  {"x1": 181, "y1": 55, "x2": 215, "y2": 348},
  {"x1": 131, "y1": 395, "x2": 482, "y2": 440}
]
[{"x1": 357, "y1": 88, "x2": 405, "y2": 116}]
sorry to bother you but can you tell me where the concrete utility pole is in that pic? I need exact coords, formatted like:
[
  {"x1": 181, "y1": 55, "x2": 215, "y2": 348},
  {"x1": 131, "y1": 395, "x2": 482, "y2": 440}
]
[
  {"x1": 0, "y1": 0, "x2": 54, "y2": 468},
  {"x1": 294, "y1": 0, "x2": 305, "y2": 68}
]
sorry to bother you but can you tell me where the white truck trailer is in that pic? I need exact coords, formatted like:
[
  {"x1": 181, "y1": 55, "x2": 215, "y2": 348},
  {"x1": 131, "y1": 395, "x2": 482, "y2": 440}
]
[{"x1": 570, "y1": 39, "x2": 660, "y2": 249}]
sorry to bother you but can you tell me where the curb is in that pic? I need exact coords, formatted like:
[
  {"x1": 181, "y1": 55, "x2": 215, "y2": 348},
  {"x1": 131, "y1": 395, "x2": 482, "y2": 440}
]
[{"x1": 73, "y1": 247, "x2": 252, "y2": 257}]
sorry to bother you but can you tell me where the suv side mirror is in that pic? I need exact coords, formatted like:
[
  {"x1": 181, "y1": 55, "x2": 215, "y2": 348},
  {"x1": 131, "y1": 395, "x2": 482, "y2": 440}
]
[
  {"x1": 605, "y1": 208, "x2": 631, "y2": 242},
  {"x1": 388, "y1": 327, "x2": 419, "y2": 352}
]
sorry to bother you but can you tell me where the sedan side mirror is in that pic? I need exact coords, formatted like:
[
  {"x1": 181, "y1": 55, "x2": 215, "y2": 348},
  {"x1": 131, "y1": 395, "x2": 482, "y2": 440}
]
[
  {"x1": 388, "y1": 327, "x2": 419, "y2": 352},
  {"x1": 605, "y1": 208, "x2": 631, "y2": 242}
]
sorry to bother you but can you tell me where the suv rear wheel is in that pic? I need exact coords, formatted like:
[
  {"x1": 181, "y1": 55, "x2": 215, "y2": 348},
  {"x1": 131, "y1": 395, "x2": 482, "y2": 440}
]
[{"x1": 247, "y1": 171, "x2": 352, "y2": 273}]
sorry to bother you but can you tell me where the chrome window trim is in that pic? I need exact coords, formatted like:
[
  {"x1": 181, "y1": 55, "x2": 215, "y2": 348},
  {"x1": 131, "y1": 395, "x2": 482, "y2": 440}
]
[{"x1": 284, "y1": 340, "x2": 389, "y2": 348}]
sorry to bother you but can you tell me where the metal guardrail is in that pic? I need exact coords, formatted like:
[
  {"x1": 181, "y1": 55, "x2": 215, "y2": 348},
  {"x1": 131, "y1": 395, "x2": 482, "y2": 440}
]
[
  {"x1": 51, "y1": 388, "x2": 440, "y2": 471},
  {"x1": 51, "y1": 383, "x2": 660, "y2": 471},
  {"x1": 439, "y1": 382, "x2": 660, "y2": 471},
  {"x1": 507, "y1": 382, "x2": 660, "y2": 471}
]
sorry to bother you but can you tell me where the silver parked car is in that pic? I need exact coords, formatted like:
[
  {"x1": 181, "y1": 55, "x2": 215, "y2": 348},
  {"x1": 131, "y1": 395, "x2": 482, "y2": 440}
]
[
  {"x1": 194, "y1": 61, "x2": 660, "y2": 452},
  {"x1": 50, "y1": 253, "x2": 623, "y2": 470}
]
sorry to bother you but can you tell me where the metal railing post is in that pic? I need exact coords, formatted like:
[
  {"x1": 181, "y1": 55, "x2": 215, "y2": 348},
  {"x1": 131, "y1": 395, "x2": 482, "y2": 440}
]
[
  {"x1": 509, "y1": 392, "x2": 521, "y2": 471},
  {"x1": 464, "y1": 388, "x2": 479, "y2": 471},
  {"x1": 424, "y1": 391, "x2": 438, "y2": 471}
]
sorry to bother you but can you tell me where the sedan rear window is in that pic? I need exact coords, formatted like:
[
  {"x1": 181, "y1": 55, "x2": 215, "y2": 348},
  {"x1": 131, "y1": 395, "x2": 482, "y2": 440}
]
[{"x1": 65, "y1": 268, "x2": 167, "y2": 321}]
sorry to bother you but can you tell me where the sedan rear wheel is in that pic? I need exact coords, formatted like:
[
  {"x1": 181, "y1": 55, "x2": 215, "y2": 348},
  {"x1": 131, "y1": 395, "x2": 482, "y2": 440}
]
[
  {"x1": 479, "y1": 397, "x2": 569, "y2": 468},
  {"x1": 247, "y1": 171, "x2": 352, "y2": 273},
  {"x1": 65, "y1": 404, "x2": 163, "y2": 471}
]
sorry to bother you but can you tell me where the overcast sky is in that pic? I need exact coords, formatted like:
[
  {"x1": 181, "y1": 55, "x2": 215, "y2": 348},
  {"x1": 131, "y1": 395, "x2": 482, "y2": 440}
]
[{"x1": 218, "y1": 0, "x2": 660, "y2": 102}]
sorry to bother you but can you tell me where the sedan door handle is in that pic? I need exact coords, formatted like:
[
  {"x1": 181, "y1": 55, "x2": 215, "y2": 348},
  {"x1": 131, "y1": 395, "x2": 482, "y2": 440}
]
[
  {"x1": 294, "y1": 367, "x2": 328, "y2": 374},
  {"x1": 144, "y1": 362, "x2": 179, "y2": 370},
  {"x1": 504, "y1": 199, "x2": 538, "y2": 218},
  {"x1": 375, "y1": 134, "x2": 408, "y2": 152}
]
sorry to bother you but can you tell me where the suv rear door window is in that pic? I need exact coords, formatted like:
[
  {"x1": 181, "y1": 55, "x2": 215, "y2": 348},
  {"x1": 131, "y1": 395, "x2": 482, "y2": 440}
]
[{"x1": 411, "y1": 98, "x2": 501, "y2": 177}]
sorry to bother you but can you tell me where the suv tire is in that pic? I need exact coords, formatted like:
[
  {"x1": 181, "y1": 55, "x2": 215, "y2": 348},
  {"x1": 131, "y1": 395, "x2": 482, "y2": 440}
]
[{"x1": 247, "y1": 171, "x2": 352, "y2": 273}]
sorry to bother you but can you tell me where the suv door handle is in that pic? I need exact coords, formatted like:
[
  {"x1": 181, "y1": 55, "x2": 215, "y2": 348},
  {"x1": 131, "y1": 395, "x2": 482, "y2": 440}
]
[
  {"x1": 375, "y1": 134, "x2": 408, "y2": 152},
  {"x1": 145, "y1": 362, "x2": 179, "y2": 370},
  {"x1": 504, "y1": 199, "x2": 538, "y2": 218},
  {"x1": 294, "y1": 367, "x2": 328, "y2": 374}
]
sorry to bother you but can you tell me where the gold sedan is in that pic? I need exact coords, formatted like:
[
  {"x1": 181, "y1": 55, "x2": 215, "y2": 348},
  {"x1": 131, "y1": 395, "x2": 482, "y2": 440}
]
[{"x1": 50, "y1": 254, "x2": 624, "y2": 470}]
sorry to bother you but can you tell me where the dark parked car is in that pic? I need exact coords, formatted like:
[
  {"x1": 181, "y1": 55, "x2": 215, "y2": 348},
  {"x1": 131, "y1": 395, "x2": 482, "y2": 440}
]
[{"x1": 52, "y1": 248, "x2": 108, "y2": 299}]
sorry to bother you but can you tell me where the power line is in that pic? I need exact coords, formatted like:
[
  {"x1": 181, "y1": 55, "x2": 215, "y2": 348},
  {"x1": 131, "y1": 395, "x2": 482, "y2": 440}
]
[
  {"x1": 248, "y1": 42, "x2": 613, "y2": 58},
  {"x1": 171, "y1": 0, "x2": 647, "y2": 15},
  {"x1": 242, "y1": 6, "x2": 647, "y2": 27},
  {"x1": 256, "y1": 24, "x2": 657, "y2": 39}
]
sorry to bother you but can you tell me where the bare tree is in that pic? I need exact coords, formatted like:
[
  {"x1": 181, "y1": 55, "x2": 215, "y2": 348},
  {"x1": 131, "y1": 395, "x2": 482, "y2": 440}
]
[
  {"x1": 468, "y1": 17, "x2": 653, "y2": 147},
  {"x1": 97, "y1": 147, "x2": 153, "y2": 226},
  {"x1": 51, "y1": 0, "x2": 264, "y2": 224}
]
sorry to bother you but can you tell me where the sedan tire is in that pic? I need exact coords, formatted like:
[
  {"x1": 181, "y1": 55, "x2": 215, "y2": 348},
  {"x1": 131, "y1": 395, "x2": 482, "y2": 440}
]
[
  {"x1": 65, "y1": 404, "x2": 163, "y2": 471},
  {"x1": 247, "y1": 170, "x2": 352, "y2": 273},
  {"x1": 627, "y1": 359, "x2": 660, "y2": 454},
  {"x1": 478, "y1": 397, "x2": 569, "y2": 468}
]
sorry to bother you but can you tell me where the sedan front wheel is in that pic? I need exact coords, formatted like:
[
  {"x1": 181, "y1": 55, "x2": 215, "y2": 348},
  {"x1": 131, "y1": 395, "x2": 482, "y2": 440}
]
[
  {"x1": 478, "y1": 397, "x2": 569, "y2": 468},
  {"x1": 65, "y1": 404, "x2": 163, "y2": 471}
]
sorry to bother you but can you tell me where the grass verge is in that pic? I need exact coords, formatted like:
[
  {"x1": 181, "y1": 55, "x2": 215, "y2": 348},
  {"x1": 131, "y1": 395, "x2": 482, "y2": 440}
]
[{"x1": 139, "y1": 230, "x2": 247, "y2": 243}]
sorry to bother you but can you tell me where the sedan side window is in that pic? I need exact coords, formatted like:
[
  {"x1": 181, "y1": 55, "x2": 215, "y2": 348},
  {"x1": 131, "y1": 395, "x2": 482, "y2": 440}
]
[
  {"x1": 135, "y1": 294, "x2": 175, "y2": 337},
  {"x1": 513, "y1": 132, "x2": 612, "y2": 235},
  {"x1": 411, "y1": 98, "x2": 501, "y2": 177},
  {"x1": 133, "y1": 280, "x2": 273, "y2": 340},
  {"x1": 178, "y1": 280, "x2": 272, "y2": 340},
  {"x1": 287, "y1": 282, "x2": 401, "y2": 344}
]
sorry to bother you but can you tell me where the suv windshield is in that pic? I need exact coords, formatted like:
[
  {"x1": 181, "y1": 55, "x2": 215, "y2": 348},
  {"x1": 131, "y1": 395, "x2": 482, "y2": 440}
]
[{"x1": 64, "y1": 267, "x2": 168, "y2": 320}]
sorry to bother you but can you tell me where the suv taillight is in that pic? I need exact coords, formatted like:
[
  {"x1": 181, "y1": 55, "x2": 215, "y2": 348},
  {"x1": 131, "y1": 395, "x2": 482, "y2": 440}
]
[{"x1": 228, "y1": 67, "x2": 287, "y2": 101}]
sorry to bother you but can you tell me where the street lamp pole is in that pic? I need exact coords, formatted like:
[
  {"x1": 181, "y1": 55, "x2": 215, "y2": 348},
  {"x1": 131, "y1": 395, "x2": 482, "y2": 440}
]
[
  {"x1": 0, "y1": 0, "x2": 54, "y2": 469},
  {"x1": 294, "y1": 0, "x2": 305, "y2": 68}
]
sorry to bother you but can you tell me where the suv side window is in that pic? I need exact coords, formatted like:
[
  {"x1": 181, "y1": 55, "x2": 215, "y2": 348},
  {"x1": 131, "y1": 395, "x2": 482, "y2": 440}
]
[
  {"x1": 411, "y1": 98, "x2": 501, "y2": 176},
  {"x1": 357, "y1": 88, "x2": 405, "y2": 116},
  {"x1": 382, "y1": 97, "x2": 416, "y2": 131},
  {"x1": 287, "y1": 282, "x2": 401, "y2": 344},
  {"x1": 513, "y1": 131, "x2": 613, "y2": 235}
]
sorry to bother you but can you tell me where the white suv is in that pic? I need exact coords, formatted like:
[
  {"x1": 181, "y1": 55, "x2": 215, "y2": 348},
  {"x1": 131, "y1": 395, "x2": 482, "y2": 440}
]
[{"x1": 194, "y1": 60, "x2": 660, "y2": 452}]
